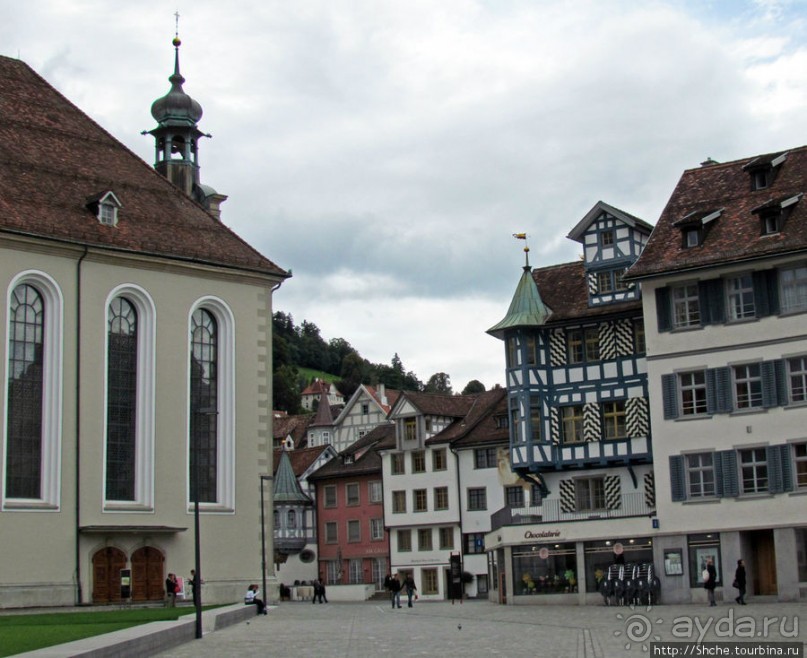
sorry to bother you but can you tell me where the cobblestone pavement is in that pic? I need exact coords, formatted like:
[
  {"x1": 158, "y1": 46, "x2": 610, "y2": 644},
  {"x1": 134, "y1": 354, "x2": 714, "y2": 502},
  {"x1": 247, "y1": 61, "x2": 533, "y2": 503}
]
[{"x1": 155, "y1": 599, "x2": 806, "y2": 658}]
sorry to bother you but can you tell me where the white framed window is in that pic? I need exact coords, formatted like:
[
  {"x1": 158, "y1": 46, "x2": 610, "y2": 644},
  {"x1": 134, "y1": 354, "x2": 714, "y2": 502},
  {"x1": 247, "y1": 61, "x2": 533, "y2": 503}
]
[
  {"x1": 104, "y1": 285, "x2": 156, "y2": 511},
  {"x1": 368, "y1": 480, "x2": 382, "y2": 503},
  {"x1": 439, "y1": 527, "x2": 454, "y2": 550},
  {"x1": 413, "y1": 488, "x2": 427, "y2": 512},
  {"x1": 603, "y1": 400, "x2": 626, "y2": 439},
  {"x1": 324, "y1": 484, "x2": 337, "y2": 508},
  {"x1": 349, "y1": 558, "x2": 363, "y2": 584},
  {"x1": 3, "y1": 272, "x2": 64, "y2": 511},
  {"x1": 574, "y1": 477, "x2": 605, "y2": 512},
  {"x1": 788, "y1": 356, "x2": 807, "y2": 403},
  {"x1": 679, "y1": 370, "x2": 708, "y2": 416},
  {"x1": 781, "y1": 265, "x2": 807, "y2": 313},
  {"x1": 326, "y1": 560, "x2": 340, "y2": 585},
  {"x1": 411, "y1": 450, "x2": 426, "y2": 473},
  {"x1": 397, "y1": 529, "x2": 411, "y2": 552},
  {"x1": 733, "y1": 363, "x2": 762, "y2": 409},
  {"x1": 434, "y1": 486, "x2": 449, "y2": 510},
  {"x1": 370, "y1": 517, "x2": 384, "y2": 541},
  {"x1": 391, "y1": 453, "x2": 405, "y2": 475},
  {"x1": 739, "y1": 448, "x2": 768, "y2": 494},
  {"x1": 726, "y1": 274, "x2": 755, "y2": 321},
  {"x1": 346, "y1": 482, "x2": 360, "y2": 506},
  {"x1": 418, "y1": 528, "x2": 433, "y2": 551},
  {"x1": 422, "y1": 568, "x2": 439, "y2": 594},
  {"x1": 392, "y1": 490, "x2": 406, "y2": 513},
  {"x1": 686, "y1": 453, "x2": 715, "y2": 497},
  {"x1": 432, "y1": 448, "x2": 447, "y2": 471},
  {"x1": 794, "y1": 443, "x2": 807, "y2": 489},
  {"x1": 187, "y1": 297, "x2": 236, "y2": 512},
  {"x1": 347, "y1": 519, "x2": 360, "y2": 543},
  {"x1": 598, "y1": 271, "x2": 614, "y2": 294},
  {"x1": 672, "y1": 283, "x2": 701, "y2": 328},
  {"x1": 561, "y1": 406, "x2": 584, "y2": 443}
]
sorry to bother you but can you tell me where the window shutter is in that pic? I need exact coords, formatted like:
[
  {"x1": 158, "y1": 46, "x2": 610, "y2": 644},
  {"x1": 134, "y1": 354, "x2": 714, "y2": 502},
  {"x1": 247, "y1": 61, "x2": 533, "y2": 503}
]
[
  {"x1": 712, "y1": 367, "x2": 732, "y2": 414},
  {"x1": 669, "y1": 455, "x2": 687, "y2": 502},
  {"x1": 718, "y1": 450, "x2": 739, "y2": 497},
  {"x1": 714, "y1": 451, "x2": 724, "y2": 497},
  {"x1": 753, "y1": 271, "x2": 771, "y2": 317},
  {"x1": 774, "y1": 359, "x2": 788, "y2": 406},
  {"x1": 768, "y1": 444, "x2": 794, "y2": 493},
  {"x1": 766, "y1": 269, "x2": 780, "y2": 315},
  {"x1": 656, "y1": 287, "x2": 672, "y2": 332},
  {"x1": 761, "y1": 361, "x2": 779, "y2": 409},
  {"x1": 662, "y1": 374, "x2": 679, "y2": 419},
  {"x1": 768, "y1": 445, "x2": 784, "y2": 494},
  {"x1": 706, "y1": 369, "x2": 717, "y2": 414},
  {"x1": 701, "y1": 279, "x2": 725, "y2": 324}
]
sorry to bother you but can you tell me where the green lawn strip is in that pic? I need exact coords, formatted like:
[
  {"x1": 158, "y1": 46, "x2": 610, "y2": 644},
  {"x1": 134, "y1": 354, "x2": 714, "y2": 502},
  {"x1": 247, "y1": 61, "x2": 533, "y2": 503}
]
[{"x1": 0, "y1": 606, "x2": 222, "y2": 657}]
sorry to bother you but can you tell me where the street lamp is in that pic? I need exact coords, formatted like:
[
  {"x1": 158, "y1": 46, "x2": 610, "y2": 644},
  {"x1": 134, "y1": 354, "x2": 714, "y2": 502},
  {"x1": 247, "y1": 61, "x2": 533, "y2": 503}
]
[
  {"x1": 259, "y1": 475, "x2": 274, "y2": 605},
  {"x1": 192, "y1": 408, "x2": 217, "y2": 640}
]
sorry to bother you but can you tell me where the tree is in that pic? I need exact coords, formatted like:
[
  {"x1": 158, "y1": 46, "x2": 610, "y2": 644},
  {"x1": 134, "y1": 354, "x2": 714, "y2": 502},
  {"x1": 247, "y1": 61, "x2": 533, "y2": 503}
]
[
  {"x1": 273, "y1": 364, "x2": 302, "y2": 413},
  {"x1": 461, "y1": 379, "x2": 486, "y2": 395},
  {"x1": 338, "y1": 351, "x2": 367, "y2": 398},
  {"x1": 424, "y1": 372, "x2": 452, "y2": 395}
]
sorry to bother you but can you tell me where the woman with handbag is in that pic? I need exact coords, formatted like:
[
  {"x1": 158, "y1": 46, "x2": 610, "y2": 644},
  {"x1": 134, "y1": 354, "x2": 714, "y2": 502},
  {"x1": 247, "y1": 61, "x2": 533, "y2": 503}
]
[{"x1": 733, "y1": 559, "x2": 747, "y2": 605}]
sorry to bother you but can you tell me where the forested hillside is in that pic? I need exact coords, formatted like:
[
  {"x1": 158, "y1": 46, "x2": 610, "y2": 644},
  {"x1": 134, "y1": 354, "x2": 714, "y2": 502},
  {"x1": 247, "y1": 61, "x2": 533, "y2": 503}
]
[{"x1": 272, "y1": 311, "x2": 487, "y2": 413}]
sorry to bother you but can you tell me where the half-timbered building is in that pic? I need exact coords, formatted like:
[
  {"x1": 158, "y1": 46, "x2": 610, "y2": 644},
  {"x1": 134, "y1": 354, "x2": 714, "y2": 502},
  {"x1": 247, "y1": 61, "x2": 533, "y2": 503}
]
[{"x1": 485, "y1": 201, "x2": 656, "y2": 604}]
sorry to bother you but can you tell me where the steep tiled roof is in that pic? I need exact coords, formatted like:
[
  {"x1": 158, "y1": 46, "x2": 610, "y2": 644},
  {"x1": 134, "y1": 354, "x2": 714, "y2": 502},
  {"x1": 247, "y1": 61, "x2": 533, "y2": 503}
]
[
  {"x1": 0, "y1": 56, "x2": 288, "y2": 279},
  {"x1": 301, "y1": 379, "x2": 331, "y2": 396},
  {"x1": 531, "y1": 261, "x2": 641, "y2": 323},
  {"x1": 272, "y1": 446, "x2": 330, "y2": 478},
  {"x1": 401, "y1": 392, "x2": 481, "y2": 418},
  {"x1": 308, "y1": 424, "x2": 394, "y2": 480},
  {"x1": 427, "y1": 388, "x2": 507, "y2": 446},
  {"x1": 309, "y1": 392, "x2": 335, "y2": 427},
  {"x1": 450, "y1": 391, "x2": 509, "y2": 448},
  {"x1": 367, "y1": 385, "x2": 400, "y2": 413},
  {"x1": 273, "y1": 413, "x2": 312, "y2": 444},
  {"x1": 628, "y1": 145, "x2": 807, "y2": 279}
]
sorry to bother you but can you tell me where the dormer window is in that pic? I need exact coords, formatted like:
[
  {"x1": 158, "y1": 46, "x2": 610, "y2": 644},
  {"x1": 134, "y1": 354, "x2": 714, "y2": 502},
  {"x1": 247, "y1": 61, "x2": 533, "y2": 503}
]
[
  {"x1": 86, "y1": 191, "x2": 122, "y2": 227},
  {"x1": 685, "y1": 227, "x2": 701, "y2": 248},
  {"x1": 743, "y1": 152, "x2": 787, "y2": 191},
  {"x1": 753, "y1": 193, "x2": 802, "y2": 236},
  {"x1": 675, "y1": 208, "x2": 722, "y2": 249}
]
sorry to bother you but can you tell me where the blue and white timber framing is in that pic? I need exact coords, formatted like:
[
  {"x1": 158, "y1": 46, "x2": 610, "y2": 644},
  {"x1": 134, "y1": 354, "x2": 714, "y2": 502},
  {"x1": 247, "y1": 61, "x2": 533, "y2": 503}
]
[{"x1": 488, "y1": 202, "x2": 655, "y2": 502}]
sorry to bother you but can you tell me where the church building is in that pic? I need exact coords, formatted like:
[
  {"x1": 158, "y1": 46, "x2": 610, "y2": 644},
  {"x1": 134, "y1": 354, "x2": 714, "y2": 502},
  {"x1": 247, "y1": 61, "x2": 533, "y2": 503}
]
[{"x1": 0, "y1": 37, "x2": 288, "y2": 607}]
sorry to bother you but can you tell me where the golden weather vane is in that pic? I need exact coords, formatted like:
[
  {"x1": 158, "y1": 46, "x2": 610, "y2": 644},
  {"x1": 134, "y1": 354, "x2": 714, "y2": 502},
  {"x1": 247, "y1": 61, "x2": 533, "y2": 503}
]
[{"x1": 512, "y1": 232, "x2": 530, "y2": 266}]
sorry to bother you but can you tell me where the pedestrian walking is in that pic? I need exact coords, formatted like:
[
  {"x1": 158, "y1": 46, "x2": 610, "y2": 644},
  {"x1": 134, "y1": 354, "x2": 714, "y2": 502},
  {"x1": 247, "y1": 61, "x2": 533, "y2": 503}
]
[
  {"x1": 704, "y1": 558, "x2": 717, "y2": 607},
  {"x1": 390, "y1": 573, "x2": 402, "y2": 609},
  {"x1": 403, "y1": 574, "x2": 417, "y2": 608},
  {"x1": 734, "y1": 559, "x2": 747, "y2": 605}
]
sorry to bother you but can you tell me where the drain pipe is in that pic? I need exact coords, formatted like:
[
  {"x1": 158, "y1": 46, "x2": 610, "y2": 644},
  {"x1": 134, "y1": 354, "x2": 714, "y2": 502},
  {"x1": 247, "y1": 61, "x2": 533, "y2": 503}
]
[{"x1": 75, "y1": 246, "x2": 88, "y2": 604}]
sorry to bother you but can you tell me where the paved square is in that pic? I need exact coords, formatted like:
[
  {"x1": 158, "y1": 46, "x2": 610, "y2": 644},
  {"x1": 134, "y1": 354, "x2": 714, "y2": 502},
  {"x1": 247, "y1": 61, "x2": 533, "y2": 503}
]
[{"x1": 155, "y1": 600, "x2": 806, "y2": 657}]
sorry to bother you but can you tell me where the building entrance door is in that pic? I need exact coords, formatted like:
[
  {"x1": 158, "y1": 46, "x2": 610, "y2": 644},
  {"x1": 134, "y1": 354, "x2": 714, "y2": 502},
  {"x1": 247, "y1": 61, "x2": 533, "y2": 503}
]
[
  {"x1": 749, "y1": 530, "x2": 777, "y2": 595},
  {"x1": 92, "y1": 547, "x2": 126, "y2": 603},
  {"x1": 131, "y1": 546, "x2": 165, "y2": 601}
]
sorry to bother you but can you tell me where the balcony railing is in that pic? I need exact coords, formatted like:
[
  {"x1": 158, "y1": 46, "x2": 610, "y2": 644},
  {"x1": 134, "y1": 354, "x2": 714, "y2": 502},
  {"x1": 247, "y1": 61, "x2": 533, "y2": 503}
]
[{"x1": 490, "y1": 492, "x2": 654, "y2": 531}]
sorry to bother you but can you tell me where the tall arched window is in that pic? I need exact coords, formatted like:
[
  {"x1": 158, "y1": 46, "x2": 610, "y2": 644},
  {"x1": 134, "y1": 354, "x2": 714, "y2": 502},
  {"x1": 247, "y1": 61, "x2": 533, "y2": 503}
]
[
  {"x1": 106, "y1": 298, "x2": 138, "y2": 501},
  {"x1": 190, "y1": 308, "x2": 218, "y2": 504},
  {"x1": 6, "y1": 284, "x2": 44, "y2": 499}
]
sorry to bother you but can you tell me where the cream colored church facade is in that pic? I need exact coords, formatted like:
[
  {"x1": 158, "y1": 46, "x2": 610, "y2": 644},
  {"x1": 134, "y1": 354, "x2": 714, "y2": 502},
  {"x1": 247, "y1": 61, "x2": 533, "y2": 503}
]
[{"x1": 0, "y1": 43, "x2": 287, "y2": 607}]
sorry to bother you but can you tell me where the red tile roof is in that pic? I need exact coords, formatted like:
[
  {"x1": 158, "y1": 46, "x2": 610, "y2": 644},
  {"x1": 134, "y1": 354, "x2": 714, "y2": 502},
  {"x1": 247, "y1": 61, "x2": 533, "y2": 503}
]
[
  {"x1": 272, "y1": 446, "x2": 331, "y2": 478},
  {"x1": 532, "y1": 261, "x2": 642, "y2": 323},
  {"x1": 0, "y1": 56, "x2": 288, "y2": 279},
  {"x1": 628, "y1": 145, "x2": 807, "y2": 279}
]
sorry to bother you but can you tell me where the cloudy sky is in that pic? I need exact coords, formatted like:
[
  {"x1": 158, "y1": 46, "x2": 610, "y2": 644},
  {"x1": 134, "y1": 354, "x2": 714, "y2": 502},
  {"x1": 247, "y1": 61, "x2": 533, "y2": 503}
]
[{"x1": 3, "y1": 0, "x2": 807, "y2": 390}]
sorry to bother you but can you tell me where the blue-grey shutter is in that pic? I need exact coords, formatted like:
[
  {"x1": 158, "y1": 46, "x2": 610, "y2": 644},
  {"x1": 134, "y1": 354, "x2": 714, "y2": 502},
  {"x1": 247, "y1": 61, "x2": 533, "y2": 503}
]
[
  {"x1": 669, "y1": 455, "x2": 687, "y2": 502},
  {"x1": 656, "y1": 287, "x2": 672, "y2": 332},
  {"x1": 774, "y1": 359, "x2": 788, "y2": 406},
  {"x1": 706, "y1": 369, "x2": 720, "y2": 414},
  {"x1": 768, "y1": 444, "x2": 794, "y2": 493},
  {"x1": 718, "y1": 450, "x2": 739, "y2": 497},
  {"x1": 662, "y1": 374, "x2": 679, "y2": 419},
  {"x1": 701, "y1": 279, "x2": 724, "y2": 325},
  {"x1": 753, "y1": 271, "x2": 771, "y2": 317},
  {"x1": 766, "y1": 269, "x2": 780, "y2": 315},
  {"x1": 712, "y1": 367, "x2": 732, "y2": 414},
  {"x1": 714, "y1": 451, "x2": 724, "y2": 497},
  {"x1": 761, "y1": 361, "x2": 779, "y2": 409}
]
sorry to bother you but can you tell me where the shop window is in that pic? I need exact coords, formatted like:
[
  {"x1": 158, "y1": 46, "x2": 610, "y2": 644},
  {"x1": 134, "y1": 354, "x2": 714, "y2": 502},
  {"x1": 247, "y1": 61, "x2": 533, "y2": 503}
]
[
  {"x1": 512, "y1": 543, "x2": 578, "y2": 595},
  {"x1": 688, "y1": 533, "x2": 721, "y2": 588}
]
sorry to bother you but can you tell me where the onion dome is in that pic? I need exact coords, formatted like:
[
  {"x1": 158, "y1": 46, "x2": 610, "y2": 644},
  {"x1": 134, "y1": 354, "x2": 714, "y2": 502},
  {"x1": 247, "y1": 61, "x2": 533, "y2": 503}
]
[{"x1": 150, "y1": 36, "x2": 203, "y2": 126}]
